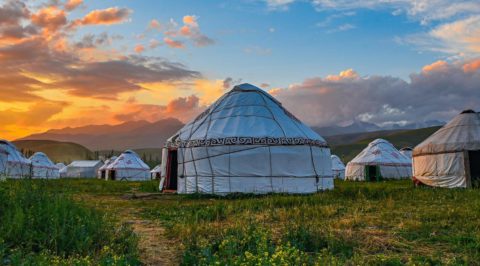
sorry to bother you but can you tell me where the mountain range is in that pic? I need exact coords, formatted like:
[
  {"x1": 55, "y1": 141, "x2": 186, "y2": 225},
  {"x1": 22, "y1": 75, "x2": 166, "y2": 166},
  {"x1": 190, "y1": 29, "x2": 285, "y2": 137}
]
[
  {"x1": 20, "y1": 118, "x2": 184, "y2": 151},
  {"x1": 19, "y1": 118, "x2": 444, "y2": 151},
  {"x1": 313, "y1": 120, "x2": 444, "y2": 136}
]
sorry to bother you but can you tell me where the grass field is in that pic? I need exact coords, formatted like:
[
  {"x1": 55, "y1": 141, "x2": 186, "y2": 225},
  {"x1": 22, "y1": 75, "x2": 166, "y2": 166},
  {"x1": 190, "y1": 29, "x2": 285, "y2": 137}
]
[{"x1": 1, "y1": 179, "x2": 479, "y2": 265}]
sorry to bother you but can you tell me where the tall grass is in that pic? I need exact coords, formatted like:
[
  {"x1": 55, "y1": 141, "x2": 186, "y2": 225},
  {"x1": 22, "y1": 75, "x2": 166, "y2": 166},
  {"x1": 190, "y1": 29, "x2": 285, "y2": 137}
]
[
  {"x1": 0, "y1": 180, "x2": 140, "y2": 265},
  {"x1": 140, "y1": 180, "x2": 480, "y2": 265}
]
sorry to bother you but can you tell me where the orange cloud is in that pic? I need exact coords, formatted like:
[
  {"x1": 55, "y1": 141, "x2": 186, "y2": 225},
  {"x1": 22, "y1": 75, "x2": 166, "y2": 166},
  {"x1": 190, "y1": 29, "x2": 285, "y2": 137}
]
[
  {"x1": 164, "y1": 37, "x2": 184, "y2": 48},
  {"x1": 64, "y1": 0, "x2": 83, "y2": 11},
  {"x1": 422, "y1": 60, "x2": 448, "y2": 73},
  {"x1": 325, "y1": 68, "x2": 359, "y2": 81},
  {"x1": 183, "y1": 15, "x2": 198, "y2": 27},
  {"x1": 77, "y1": 7, "x2": 131, "y2": 25},
  {"x1": 134, "y1": 44, "x2": 144, "y2": 53},
  {"x1": 30, "y1": 6, "x2": 67, "y2": 34},
  {"x1": 463, "y1": 59, "x2": 480, "y2": 73}
]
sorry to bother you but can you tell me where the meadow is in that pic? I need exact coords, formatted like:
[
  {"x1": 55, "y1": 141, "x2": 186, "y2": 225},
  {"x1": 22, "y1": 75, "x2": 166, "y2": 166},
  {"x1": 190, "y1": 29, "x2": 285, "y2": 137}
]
[{"x1": 1, "y1": 179, "x2": 479, "y2": 265}]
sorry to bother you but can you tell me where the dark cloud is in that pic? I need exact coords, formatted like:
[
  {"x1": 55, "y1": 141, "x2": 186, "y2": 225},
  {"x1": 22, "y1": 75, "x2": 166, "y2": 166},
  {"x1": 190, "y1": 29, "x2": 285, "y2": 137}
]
[
  {"x1": 272, "y1": 60, "x2": 480, "y2": 127},
  {"x1": 0, "y1": 0, "x2": 29, "y2": 26},
  {"x1": 223, "y1": 77, "x2": 242, "y2": 89}
]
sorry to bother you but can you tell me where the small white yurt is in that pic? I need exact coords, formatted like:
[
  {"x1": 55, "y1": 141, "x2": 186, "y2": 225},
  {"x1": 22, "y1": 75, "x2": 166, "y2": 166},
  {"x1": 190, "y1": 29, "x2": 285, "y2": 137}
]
[
  {"x1": 0, "y1": 145, "x2": 8, "y2": 175},
  {"x1": 97, "y1": 156, "x2": 117, "y2": 179},
  {"x1": 399, "y1": 147, "x2": 413, "y2": 160},
  {"x1": 29, "y1": 152, "x2": 59, "y2": 179},
  {"x1": 106, "y1": 150, "x2": 149, "y2": 181},
  {"x1": 56, "y1": 163, "x2": 66, "y2": 170},
  {"x1": 64, "y1": 160, "x2": 103, "y2": 178},
  {"x1": 345, "y1": 139, "x2": 412, "y2": 181},
  {"x1": 413, "y1": 110, "x2": 480, "y2": 188},
  {"x1": 59, "y1": 166, "x2": 67, "y2": 178},
  {"x1": 331, "y1": 155, "x2": 346, "y2": 180},
  {"x1": 160, "y1": 83, "x2": 333, "y2": 194},
  {"x1": 0, "y1": 140, "x2": 31, "y2": 178},
  {"x1": 151, "y1": 164, "x2": 161, "y2": 180}
]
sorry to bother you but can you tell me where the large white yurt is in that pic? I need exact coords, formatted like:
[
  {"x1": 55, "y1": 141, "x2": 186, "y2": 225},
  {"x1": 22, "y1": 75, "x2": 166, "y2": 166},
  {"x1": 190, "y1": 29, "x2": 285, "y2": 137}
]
[
  {"x1": 160, "y1": 83, "x2": 333, "y2": 194},
  {"x1": 64, "y1": 160, "x2": 103, "y2": 178},
  {"x1": 399, "y1": 147, "x2": 413, "y2": 160},
  {"x1": 29, "y1": 152, "x2": 59, "y2": 179},
  {"x1": 413, "y1": 110, "x2": 480, "y2": 188},
  {"x1": 331, "y1": 155, "x2": 346, "y2": 180},
  {"x1": 345, "y1": 139, "x2": 412, "y2": 181},
  {"x1": 151, "y1": 164, "x2": 161, "y2": 180},
  {"x1": 97, "y1": 156, "x2": 117, "y2": 179},
  {"x1": 0, "y1": 140, "x2": 31, "y2": 178},
  {"x1": 0, "y1": 146, "x2": 8, "y2": 175},
  {"x1": 106, "y1": 150, "x2": 149, "y2": 181}
]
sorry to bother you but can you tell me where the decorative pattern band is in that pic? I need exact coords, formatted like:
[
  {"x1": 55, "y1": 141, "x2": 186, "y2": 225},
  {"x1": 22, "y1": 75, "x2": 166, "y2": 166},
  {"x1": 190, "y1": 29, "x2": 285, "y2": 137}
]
[{"x1": 166, "y1": 137, "x2": 329, "y2": 148}]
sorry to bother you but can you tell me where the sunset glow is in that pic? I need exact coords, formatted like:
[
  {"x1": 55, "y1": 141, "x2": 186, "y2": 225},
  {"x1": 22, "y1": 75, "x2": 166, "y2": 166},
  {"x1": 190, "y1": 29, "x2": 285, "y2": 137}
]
[{"x1": 1, "y1": 0, "x2": 479, "y2": 140}]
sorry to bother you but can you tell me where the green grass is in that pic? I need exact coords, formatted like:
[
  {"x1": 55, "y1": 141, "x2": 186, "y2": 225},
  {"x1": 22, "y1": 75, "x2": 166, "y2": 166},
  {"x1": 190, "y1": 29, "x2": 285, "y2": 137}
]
[
  {"x1": 138, "y1": 180, "x2": 480, "y2": 265},
  {"x1": 0, "y1": 180, "x2": 140, "y2": 265},
  {"x1": 2, "y1": 179, "x2": 480, "y2": 265}
]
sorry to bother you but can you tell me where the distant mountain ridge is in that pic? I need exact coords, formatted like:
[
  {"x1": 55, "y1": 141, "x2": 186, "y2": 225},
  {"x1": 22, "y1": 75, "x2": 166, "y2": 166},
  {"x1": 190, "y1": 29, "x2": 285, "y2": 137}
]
[
  {"x1": 314, "y1": 120, "x2": 444, "y2": 136},
  {"x1": 20, "y1": 118, "x2": 184, "y2": 151}
]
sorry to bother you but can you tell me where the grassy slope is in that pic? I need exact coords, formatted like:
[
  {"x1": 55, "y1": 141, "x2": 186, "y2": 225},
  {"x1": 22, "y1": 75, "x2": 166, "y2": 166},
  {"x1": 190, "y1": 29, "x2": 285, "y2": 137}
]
[
  {"x1": 330, "y1": 126, "x2": 441, "y2": 163},
  {"x1": 21, "y1": 179, "x2": 480, "y2": 265},
  {"x1": 13, "y1": 140, "x2": 94, "y2": 163}
]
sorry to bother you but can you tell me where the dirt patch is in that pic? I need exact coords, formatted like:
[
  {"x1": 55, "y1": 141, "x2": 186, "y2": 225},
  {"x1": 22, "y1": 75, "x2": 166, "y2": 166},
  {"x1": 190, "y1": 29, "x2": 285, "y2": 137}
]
[{"x1": 75, "y1": 194, "x2": 181, "y2": 265}]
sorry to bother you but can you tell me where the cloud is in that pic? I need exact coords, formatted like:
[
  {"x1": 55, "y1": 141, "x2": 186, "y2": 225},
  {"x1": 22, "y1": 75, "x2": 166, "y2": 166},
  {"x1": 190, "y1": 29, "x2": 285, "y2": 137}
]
[
  {"x1": 75, "y1": 7, "x2": 131, "y2": 26},
  {"x1": 0, "y1": 0, "x2": 30, "y2": 26},
  {"x1": 0, "y1": 100, "x2": 67, "y2": 126},
  {"x1": 30, "y1": 6, "x2": 67, "y2": 33},
  {"x1": 271, "y1": 59, "x2": 480, "y2": 127},
  {"x1": 164, "y1": 37, "x2": 184, "y2": 48},
  {"x1": 114, "y1": 95, "x2": 205, "y2": 123},
  {"x1": 264, "y1": 0, "x2": 295, "y2": 10},
  {"x1": 149, "y1": 15, "x2": 214, "y2": 48},
  {"x1": 64, "y1": 0, "x2": 83, "y2": 11},
  {"x1": 327, "y1": 23, "x2": 356, "y2": 33},
  {"x1": 134, "y1": 44, "x2": 144, "y2": 53},
  {"x1": 223, "y1": 77, "x2": 242, "y2": 89}
]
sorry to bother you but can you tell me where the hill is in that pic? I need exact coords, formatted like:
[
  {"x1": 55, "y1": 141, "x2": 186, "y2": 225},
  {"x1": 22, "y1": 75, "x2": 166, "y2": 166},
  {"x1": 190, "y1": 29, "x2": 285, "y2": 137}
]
[
  {"x1": 329, "y1": 126, "x2": 441, "y2": 163},
  {"x1": 13, "y1": 140, "x2": 94, "y2": 163},
  {"x1": 20, "y1": 118, "x2": 184, "y2": 150}
]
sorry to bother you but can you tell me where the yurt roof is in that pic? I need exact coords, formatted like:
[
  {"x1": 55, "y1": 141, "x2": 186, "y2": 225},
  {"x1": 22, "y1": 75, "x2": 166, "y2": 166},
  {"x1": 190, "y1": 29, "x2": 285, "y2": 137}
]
[
  {"x1": 99, "y1": 156, "x2": 117, "y2": 170},
  {"x1": 29, "y1": 152, "x2": 55, "y2": 167},
  {"x1": 414, "y1": 110, "x2": 480, "y2": 156},
  {"x1": 151, "y1": 164, "x2": 161, "y2": 173},
  {"x1": 0, "y1": 139, "x2": 30, "y2": 164},
  {"x1": 167, "y1": 83, "x2": 327, "y2": 148},
  {"x1": 68, "y1": 160, "x2": 102, "y2": 168},
  {"x1": 331, "y1": 155, "x2": 345, "y2": 170},
  {"x1": 56, "y1": 163, "x2": 66, "y2": 169},
  {"x1": 107, "y1": 150, "x2": 149, "y2": 170},
  {"x1": 348, "y1": 139, "x2": 411, "y2": 166}
]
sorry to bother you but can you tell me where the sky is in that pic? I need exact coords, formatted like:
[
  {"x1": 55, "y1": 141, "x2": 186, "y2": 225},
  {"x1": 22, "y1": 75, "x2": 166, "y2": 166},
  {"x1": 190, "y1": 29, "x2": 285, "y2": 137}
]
[{"x1": 0, "y1": 0, "x2": 479, "y2": 140}]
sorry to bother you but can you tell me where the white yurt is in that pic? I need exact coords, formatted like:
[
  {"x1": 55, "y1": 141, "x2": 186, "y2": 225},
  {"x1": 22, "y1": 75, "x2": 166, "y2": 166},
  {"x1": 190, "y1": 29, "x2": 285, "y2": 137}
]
[
  {"x1": 29, "y1": 152, "x2": 59, "y2": 179},
  {"x1": 97, "y1": 156, "x2": 117, "y2": 179},
  {"x1": 59, "y1": 166, "x2": 67, "y2": 178},
  {"x1": 56, "y1": 163, "x2": 66, "y2": 170},
  {"x1": 345, "y1": 139, "x2": 412, "y2": 181},
  {"x1": 151, "y1": 164, "x2": 161, "y2": 180},
  {"x1": 106, "y1": 150, "x2": 149, "y2": 181},
  {"x1": 160, "y1": 83, "x2": 333, "y2": 194},
  {"x1": 399, "y1": 147, "x2": 413, "y2": 160},
  {"x1": 64, "y1": 160, "x2": 103, "y2": 178},
  {"x1": 0, "y1": 145, "x2": 8, "y2": 175},
  {"x1": 331, "y1": 155, "x2": 346, "y2": 180},
  {"x1": 0, "y1": 140, "x2": 31, "y2": 178},
  {"x1": 413, "y1": 110, "x2": 480, "y2": 188}
]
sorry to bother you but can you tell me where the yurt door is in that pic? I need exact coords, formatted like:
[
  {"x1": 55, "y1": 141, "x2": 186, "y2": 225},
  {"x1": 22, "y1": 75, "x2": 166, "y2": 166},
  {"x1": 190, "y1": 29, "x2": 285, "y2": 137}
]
[
  {"x1": 165, "y1": 149, "x2": 178, "y2": 190},
  {"x1": 366, "y1": 165, "x2": 379, "y2": 182},
  {"x1": 110, "y1": 170, "x2": 116, "y2": 180},
  {"x1": 468, "y1": 151, "x2": 480, "y2": 187}
]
